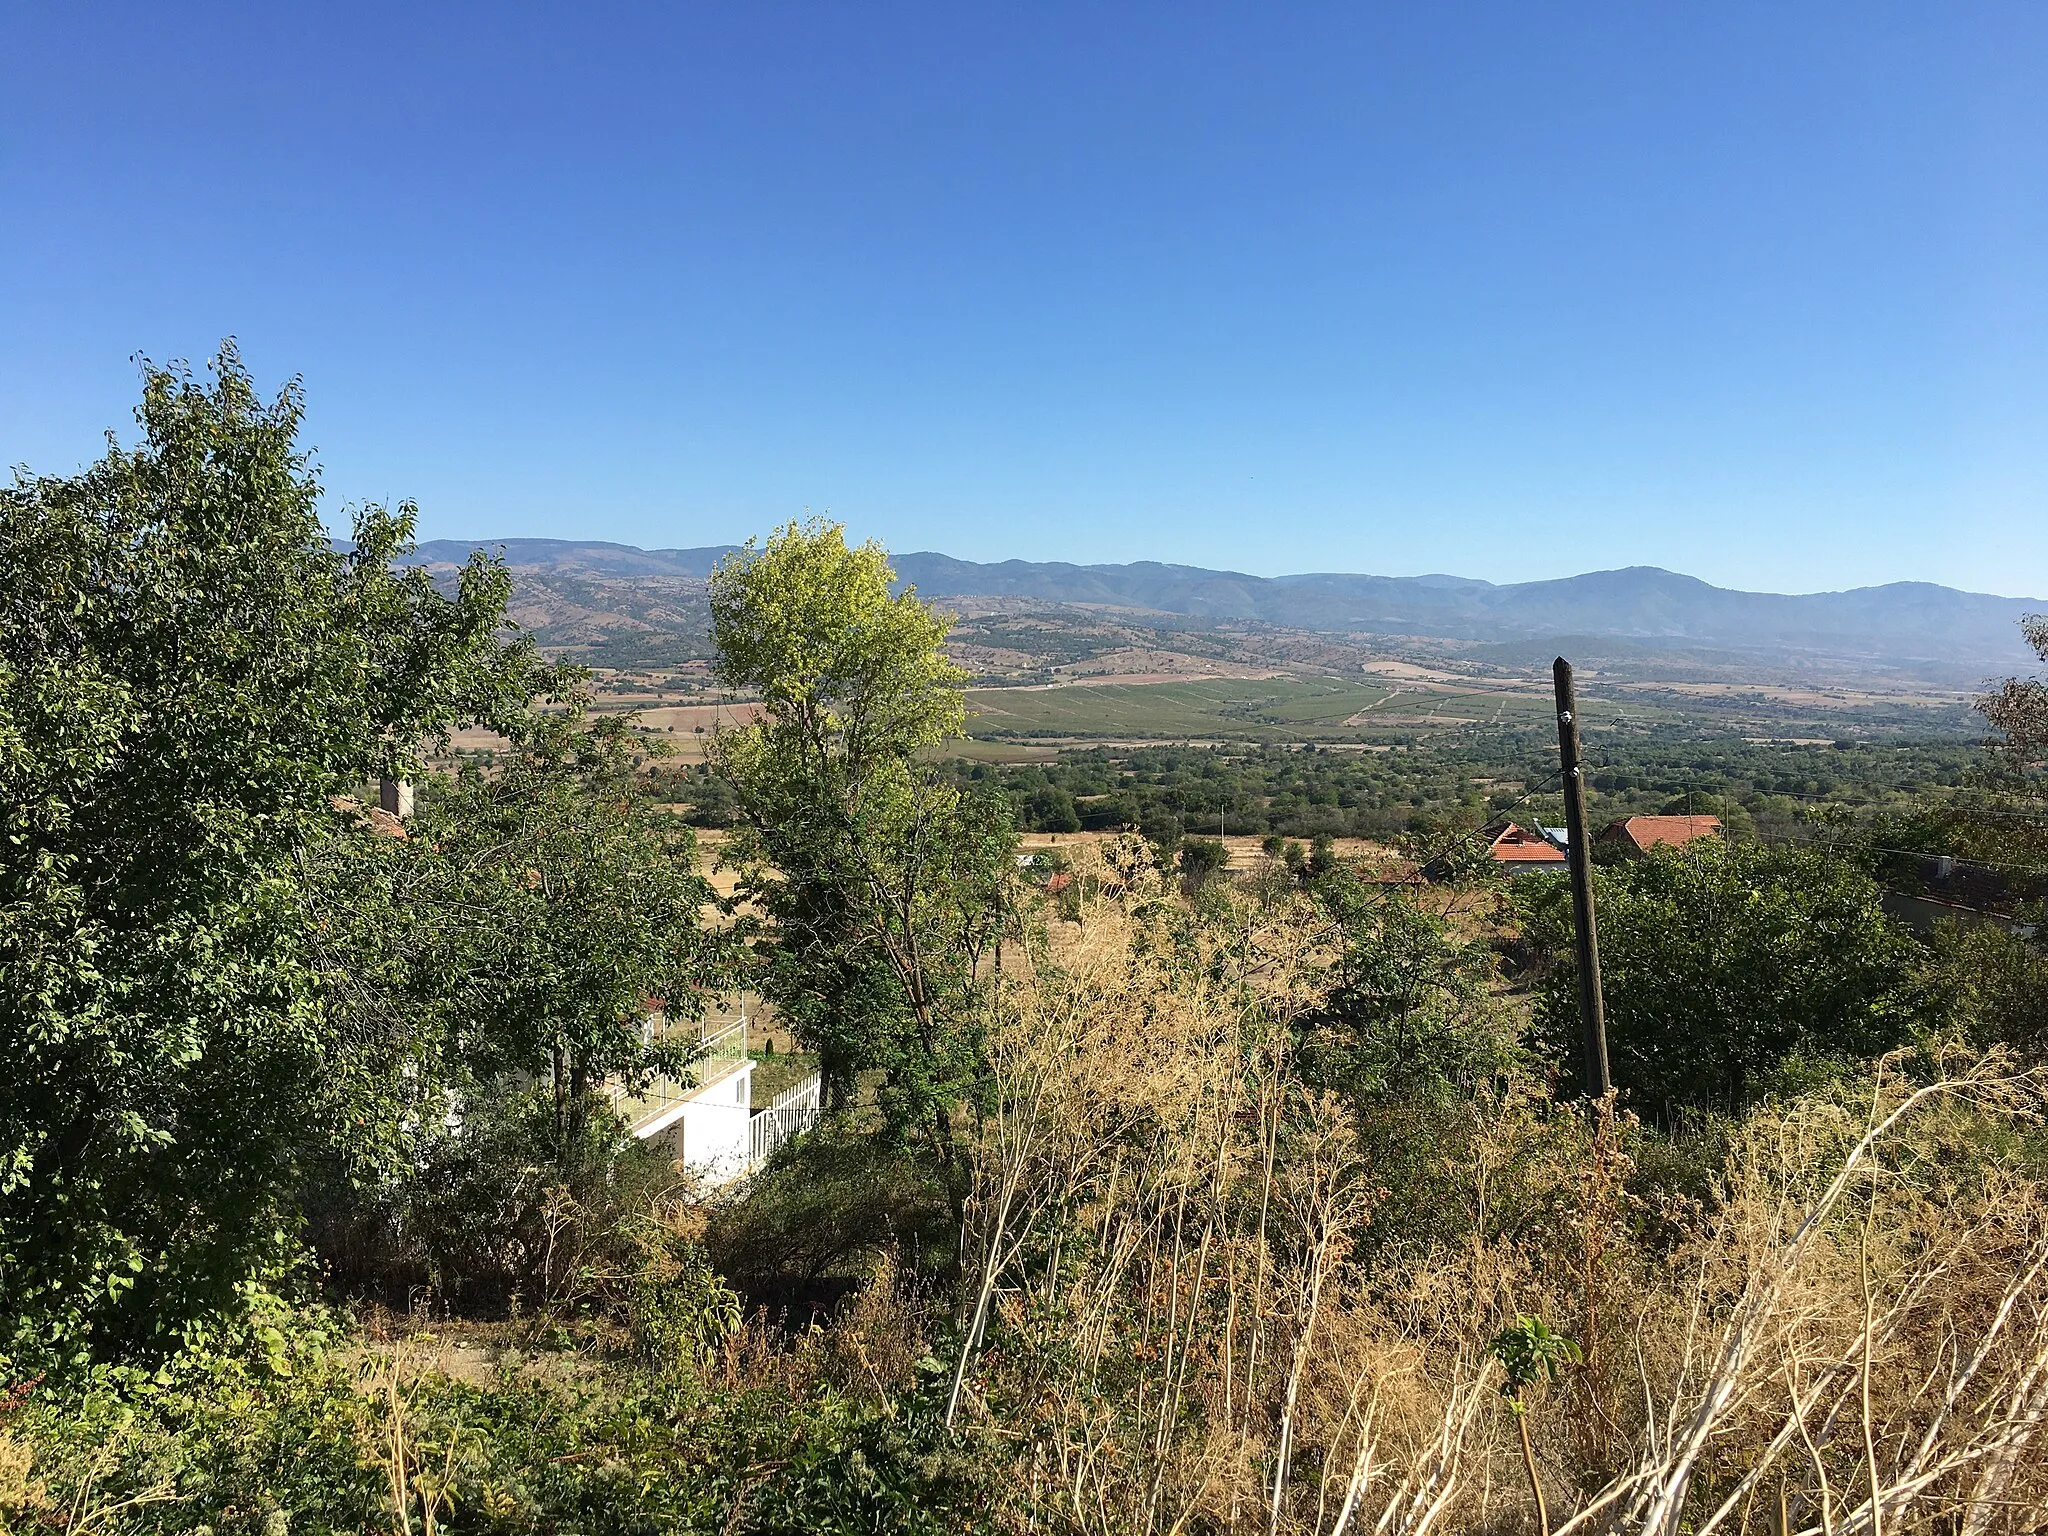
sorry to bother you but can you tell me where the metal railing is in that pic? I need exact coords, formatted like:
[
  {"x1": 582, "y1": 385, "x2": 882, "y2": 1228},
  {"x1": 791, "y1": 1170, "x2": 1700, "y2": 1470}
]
[
  {"x1": 694, "y1": 1017, "x2": 749, "y2": 1072},
  {"x1": 613, "y1": 1012, "x2": 749, "y2": 1136},
  {"x1": 749, "y1": 1072, "x2": 822, "y2": 1166}
]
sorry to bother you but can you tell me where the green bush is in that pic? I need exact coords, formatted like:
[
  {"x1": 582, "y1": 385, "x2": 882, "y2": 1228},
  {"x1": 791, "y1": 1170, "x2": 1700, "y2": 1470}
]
[
  {"x1": 625, "y1": 1225, "x2": 742, "y2": 1374},
  {"x1": 1912, "y1": 915, "x2": 2048, "y2": 1057},
  {"x1": 10, "y1": 1325, "x2": 1002, "y2": 1535},
  {"x1": 1520, "y1": 841, "x2": 1918, "y2": 1115},
  {"x1": 706, "y1": 1122, "x2": 956, "y2": 1316}
]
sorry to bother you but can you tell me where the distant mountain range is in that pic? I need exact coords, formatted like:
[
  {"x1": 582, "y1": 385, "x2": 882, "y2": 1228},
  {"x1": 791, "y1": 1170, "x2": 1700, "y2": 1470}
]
[{"x1": 402, "y1": 539, "x2": 2045, "y2": 674}]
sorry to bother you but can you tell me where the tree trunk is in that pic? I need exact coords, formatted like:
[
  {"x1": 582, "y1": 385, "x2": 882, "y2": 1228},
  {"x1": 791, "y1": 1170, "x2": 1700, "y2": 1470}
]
[{"x1": 1517, "y1": 1410, "x2": 1550, "y2": 1536}]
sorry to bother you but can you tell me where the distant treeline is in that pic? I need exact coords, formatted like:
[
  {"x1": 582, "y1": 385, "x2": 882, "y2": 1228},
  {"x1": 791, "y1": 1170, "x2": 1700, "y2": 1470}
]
[{"x1": 653, "y1": 732, "x2": 1982, "y2": 843}]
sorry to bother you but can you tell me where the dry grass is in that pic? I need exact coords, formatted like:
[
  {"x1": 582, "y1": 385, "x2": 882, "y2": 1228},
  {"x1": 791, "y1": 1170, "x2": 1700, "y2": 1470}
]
[{"x1": 943, "y1": 842, "x2": 2048, "y2": 1535}]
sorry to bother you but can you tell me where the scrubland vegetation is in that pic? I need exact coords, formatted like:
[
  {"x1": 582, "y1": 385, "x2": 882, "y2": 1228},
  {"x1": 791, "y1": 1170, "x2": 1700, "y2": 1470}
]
[
  {"x1": 931, "y1": 735, "x2": 1984, "y2": 846},
  {"x1": 4, "y1": 354, "x2": 2048, "y2": 1533}
]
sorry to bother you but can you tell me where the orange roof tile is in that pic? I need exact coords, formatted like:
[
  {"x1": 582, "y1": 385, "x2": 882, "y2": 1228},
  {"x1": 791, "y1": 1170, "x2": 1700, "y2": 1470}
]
[
  {"x1": 1486, "y1": 823, "x2": 1567, "y2": 864},
  {"x1": 1604, "y1": 815, "x2": 1721, "y2": 851}
]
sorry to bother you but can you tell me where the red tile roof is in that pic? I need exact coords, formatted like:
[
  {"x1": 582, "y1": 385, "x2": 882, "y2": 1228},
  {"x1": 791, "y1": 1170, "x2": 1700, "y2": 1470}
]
[
  {"x1": 1601, "y1": 815, "x2": 1721, "y2": 851},
  {"x1": 1486, "y1": 823, "x2": 1567, "y2": 864}
]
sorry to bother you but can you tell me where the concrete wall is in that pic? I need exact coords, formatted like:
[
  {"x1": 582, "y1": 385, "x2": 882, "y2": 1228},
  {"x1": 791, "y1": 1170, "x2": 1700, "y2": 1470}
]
[{"x1": 642, "y1": 1060, "x2": 755, "y2": 1182}]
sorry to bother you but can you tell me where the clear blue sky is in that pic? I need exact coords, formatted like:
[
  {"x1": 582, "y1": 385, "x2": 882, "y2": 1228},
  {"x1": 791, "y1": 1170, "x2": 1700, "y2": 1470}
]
[{"x1": 4, "y1": 4, "x2": 2045, "y2": 596}]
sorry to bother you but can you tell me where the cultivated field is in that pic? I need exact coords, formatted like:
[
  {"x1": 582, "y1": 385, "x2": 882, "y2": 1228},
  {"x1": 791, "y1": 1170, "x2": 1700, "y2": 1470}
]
[
  {"x1": 970, "y1": 673, "x2": 1598, "y2": 743},
  {"x1": 964, "y1": 666, "x2": 1978, "y2": 745}
]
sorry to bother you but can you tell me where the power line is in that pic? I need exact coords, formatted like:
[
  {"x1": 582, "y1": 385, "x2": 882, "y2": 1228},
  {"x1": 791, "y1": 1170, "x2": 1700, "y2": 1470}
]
[{"x1": 1861, "y1": 845, "x2": 2048, "y2": 877}]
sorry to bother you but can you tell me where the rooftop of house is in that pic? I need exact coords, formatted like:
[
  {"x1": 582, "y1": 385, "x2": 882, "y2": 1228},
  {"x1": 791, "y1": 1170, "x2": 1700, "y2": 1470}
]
[
  {"x1": 1485, "y1": 822, "x2": 1568, "y2": 864},
  {"x1": 1600, "y1": 814, "x2": 1723, "y2": 851},
  {"x1": 329, "y1": 794, "x2": 408, "y2": 839}
]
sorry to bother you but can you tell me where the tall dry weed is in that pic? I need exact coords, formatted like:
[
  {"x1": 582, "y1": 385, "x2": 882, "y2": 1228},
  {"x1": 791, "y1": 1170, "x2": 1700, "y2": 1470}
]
[
  {"x1": 1565, "y1": 1058, "x2": 2048, "y2": 1536},
  {"x1": 950, "y1": 845, "x2": 2048, "y2": 1535}
]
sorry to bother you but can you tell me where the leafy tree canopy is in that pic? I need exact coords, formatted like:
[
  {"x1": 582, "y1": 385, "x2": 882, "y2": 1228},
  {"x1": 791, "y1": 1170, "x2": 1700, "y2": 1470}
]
[
  {"x1": 1519, "y1": 840, "x2": 1917, "y2": 1116},
  {"x1": 709, "y1": 517, "x2": 965, "y2": 765},
  {"x1": 397, "y1": 714, "x2": 742, "y2": 1149},
  {"x1": 0, "y1": 346, "x2": 540, "y2": 1364},
  {"x1": 1300, "y1": 880, "x2": 1516, "y2": 1110},
  {"x1": 707, "y1": 521, "x2": 1013, "y2": 1161},
  {"x1": 1980, "y1": 615, "x2": 2048, "y2": 773}
]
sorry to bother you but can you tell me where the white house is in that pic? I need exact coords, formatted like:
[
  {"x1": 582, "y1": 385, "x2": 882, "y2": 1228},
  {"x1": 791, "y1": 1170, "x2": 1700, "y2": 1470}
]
[{"x1": 610, "y1": 1004, "x2": 819, "y2": 1183}]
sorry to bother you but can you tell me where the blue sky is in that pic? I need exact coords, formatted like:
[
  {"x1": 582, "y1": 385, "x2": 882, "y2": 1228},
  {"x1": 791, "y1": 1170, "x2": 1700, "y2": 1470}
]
[{"x1": 4, "y1": 4, "x2": 2045, "y2": 596}]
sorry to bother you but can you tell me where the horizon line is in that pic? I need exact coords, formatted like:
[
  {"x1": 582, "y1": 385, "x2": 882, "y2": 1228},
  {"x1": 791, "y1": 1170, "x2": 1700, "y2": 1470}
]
[{"x1": 385, "y1": 534, "x2": 2048, "y2": 606}]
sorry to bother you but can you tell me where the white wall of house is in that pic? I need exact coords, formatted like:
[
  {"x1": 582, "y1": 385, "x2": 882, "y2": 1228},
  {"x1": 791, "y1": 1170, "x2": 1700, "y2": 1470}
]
[{"x1": 639, "y1": 1058, "x2": 755, "y2": 1182}]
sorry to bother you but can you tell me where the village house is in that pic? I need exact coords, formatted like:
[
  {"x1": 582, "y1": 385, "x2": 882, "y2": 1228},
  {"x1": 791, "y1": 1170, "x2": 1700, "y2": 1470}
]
[
  {"x1": 1479, "y1": 821, "x2": 1568, "y2": 871},
  {"x1": 1596, "y1": 814, "x2": 1723, "y2": 856}
]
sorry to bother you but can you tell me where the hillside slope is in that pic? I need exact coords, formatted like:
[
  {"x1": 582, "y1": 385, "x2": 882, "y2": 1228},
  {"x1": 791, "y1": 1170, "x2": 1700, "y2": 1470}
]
[{"x1": 402, "y1": 539, "x2": 2042, "y2": 673}]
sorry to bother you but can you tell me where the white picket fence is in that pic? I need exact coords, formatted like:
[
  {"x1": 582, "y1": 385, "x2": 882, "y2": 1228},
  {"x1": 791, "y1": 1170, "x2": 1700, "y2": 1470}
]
[{"x1": 749, "y1": 1072, "x2": 822, "y2": 1167}]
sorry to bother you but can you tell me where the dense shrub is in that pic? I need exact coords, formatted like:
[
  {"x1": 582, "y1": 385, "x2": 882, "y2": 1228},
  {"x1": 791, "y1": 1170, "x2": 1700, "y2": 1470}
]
[
  {"x1": 1913, "y1": 915, "x2": 2048, "y2": 1058},
  {"x1": 705, "y1": 1121, "x2": 957, "y2": 1317},
  {"x1": 1520, "y1": 840, "x2": 1919, "y2": 1115},
  {"x1": 7, "y1": 1318, "x2": 1000, "y2": 1535},
  {"x1": 945, "y1": 852, "x2": 2048, "y2": 1534}
]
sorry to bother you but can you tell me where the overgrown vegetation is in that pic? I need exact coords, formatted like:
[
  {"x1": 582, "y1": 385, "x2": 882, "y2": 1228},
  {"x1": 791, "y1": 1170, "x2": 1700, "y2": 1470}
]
[
  {"x1": 4, "y1": 355, "x2": 2047, "y2": 1533},
  {"x1": 1518, "y1": 840, "x2": 1920, "y2": 1114}
]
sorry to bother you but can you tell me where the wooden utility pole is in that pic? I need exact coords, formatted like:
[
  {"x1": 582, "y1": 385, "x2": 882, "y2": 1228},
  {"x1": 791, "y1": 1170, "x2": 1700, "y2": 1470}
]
[{"x1": 1552, "y1": 658, "x2": 1611, "y2": 1097}]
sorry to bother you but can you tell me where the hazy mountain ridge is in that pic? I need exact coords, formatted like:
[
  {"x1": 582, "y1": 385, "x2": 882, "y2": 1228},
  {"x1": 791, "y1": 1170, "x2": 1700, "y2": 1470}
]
[{"x1": 402, "y1": 539, "x2": 2043, "y2": 673}]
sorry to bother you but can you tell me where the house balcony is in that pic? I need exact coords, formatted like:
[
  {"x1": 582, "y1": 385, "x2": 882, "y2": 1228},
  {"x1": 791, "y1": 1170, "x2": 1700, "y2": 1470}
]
[
  {"x1": 609, "y1": 1004, "x2": 823, "y2": 1183},
  {"x1": 610, "y1": 1014, "x2": 751, "y2": 1141}
]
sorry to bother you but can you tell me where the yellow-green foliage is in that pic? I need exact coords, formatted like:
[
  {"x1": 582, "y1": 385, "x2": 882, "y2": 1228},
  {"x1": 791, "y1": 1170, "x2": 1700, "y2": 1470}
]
[
  {"x1": 709, "y1": 517, "x2": 967, "y2": 760},
  {"x1": 703, "y1": 517, "x2": 1016, "y2": 1144}
]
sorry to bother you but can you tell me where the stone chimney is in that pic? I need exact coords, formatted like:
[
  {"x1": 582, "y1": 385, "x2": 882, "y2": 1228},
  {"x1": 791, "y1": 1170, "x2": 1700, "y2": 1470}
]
[{"x1": 378, "y1": 777, "x2": 414, "y2": 821}]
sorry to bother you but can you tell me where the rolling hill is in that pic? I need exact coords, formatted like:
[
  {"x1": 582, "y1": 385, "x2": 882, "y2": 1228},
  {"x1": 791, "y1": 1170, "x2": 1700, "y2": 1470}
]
[{"x1": 401, "y1": 539, "x2": 2043, "y2": 676}]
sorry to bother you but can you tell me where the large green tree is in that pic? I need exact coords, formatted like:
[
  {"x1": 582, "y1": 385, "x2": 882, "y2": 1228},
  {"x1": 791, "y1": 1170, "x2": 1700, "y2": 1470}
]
[
  {"x1": 403, "y1": 714, "x2": 740, "y2": 1151},
  {"x1": 305, "y1": 711, "x2": 742, "y2": 1307},
  {"x1": 706, "y1": 521, "x2": 1014, "y2": 1166},
  {"x1": 1520, "y1": 840, "x2": 1918, "y2": 1115},
  {"x1": 0, "y1": 347, "x2": 536, "y2": 1363}
]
